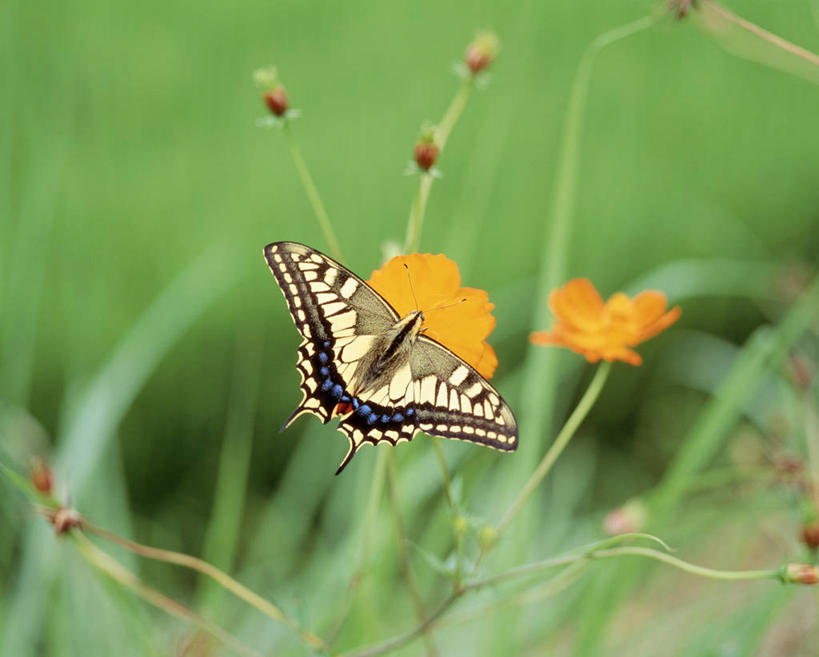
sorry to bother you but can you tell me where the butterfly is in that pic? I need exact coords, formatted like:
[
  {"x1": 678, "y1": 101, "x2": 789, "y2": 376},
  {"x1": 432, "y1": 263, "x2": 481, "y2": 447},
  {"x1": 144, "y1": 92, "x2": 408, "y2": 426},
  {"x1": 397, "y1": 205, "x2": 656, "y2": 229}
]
[{"x1": 264, "y1": 241, "x2": 518, "y2": 473}]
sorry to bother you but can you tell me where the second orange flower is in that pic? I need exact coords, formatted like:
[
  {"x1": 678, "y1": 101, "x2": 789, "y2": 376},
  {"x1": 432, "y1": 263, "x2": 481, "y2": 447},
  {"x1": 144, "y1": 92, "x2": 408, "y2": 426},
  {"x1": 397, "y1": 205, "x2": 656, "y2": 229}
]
[{"x1": 530, "y1": 278, "x2": 681, "y2": 366}]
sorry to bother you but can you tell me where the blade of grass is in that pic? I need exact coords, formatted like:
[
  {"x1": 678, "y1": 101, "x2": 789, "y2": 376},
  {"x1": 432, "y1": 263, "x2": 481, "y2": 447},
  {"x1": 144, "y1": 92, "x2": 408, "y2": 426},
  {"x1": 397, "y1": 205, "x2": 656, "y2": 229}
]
[
  {"x1": 1, "y1": 246, "x2": 240, "y2": 657},
  {"x1": 196, "y1": 331, "x2": 261, "y2": 613}
]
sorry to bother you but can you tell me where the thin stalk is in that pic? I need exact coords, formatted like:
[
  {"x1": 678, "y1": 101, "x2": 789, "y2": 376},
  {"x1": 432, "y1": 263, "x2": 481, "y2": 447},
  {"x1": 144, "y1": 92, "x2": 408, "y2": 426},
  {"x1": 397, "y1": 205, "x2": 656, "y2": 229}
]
[
  {"x1": 699, "y1": 0, "x2": 819, "y2": 69},
  {"x1": 431, "y1": 439, "x2": 455, "y2": 513},
  {"x1": 74, "y1": 533, "x2": 264, "y2": 657},
  {"x1": 514, "y1": 13, "x2": 656, "y2": 503},
  {"x1": 467, "y1": 546, "x2": 779, "y2": 590},
  {"x1": 326, "y1": 448, "x2": 389, "y2": 647},
  {"x1": 338, "y1": 593, "x2": 457, "y2": 657},
  {"x1": 404, "y1": 77, "x2": 474, "y2": 253},
  {"x1": 496, "y1": 361, "x2": 611, "y2": 535},
  {"x1": 385, "y1": 452, "x2": 438, "y2": 657},
  {"x1": 283, "y1": 122, "x2": 344, "y2": 262},
  {"x1": 339, "y1": 539, "x2": 787, "y2": 657},
  {"x1": 83, "y1": 522, "x2": 327, "y2": 652}
]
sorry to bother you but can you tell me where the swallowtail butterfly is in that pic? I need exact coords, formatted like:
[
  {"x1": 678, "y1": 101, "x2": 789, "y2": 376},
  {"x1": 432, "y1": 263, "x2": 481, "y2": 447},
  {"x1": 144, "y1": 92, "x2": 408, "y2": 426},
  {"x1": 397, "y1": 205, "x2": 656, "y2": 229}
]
[{"x1": 264, "y1": 241, "x2": 518, "y2": 473}]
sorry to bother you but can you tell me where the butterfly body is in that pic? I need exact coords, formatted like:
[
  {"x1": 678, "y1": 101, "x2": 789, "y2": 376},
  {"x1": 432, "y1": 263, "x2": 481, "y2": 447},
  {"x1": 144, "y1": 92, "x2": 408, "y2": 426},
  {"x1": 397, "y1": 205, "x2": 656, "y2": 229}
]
[{"x1": 264, "y1": 241, "x2": 518, "y2": 473}]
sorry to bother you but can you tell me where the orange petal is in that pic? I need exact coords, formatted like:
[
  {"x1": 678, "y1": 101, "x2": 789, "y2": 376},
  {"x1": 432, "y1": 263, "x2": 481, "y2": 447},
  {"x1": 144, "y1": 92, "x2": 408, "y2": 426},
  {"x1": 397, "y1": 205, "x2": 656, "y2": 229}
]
[{"x1": 637, "y1": 305, "x2": 681, "y2": 342}]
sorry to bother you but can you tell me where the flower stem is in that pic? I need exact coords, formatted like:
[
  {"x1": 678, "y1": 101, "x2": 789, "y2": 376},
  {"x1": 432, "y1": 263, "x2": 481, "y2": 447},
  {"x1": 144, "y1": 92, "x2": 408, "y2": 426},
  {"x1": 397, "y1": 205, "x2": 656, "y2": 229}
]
[
  {"x1": 431, "y1": 438, "x2": 455, "y2": 514},
  {"x1": 73, "y1": 532, "x2": 264, "y2": 657},
  {"x1": 283, "y1": 121, "x2": 345, "y2": 263},
  {"x1": 385, "y1": 451, "x2": 438, "y2": 656},
  {"x1": 404, "y1": 77, "x2": 474, "y2": 253},
  {"x1": 340, "y1": 538, "x2": 787, "y2": 657},
  {"x1": 496, "y1": 361, "x2": 611, "y2": 535},
  {"x1": 83, "y1": 521, "x2": 327, "y2": 652},
  {"x1": 698, "y1": 0, "x2": 819, "y2": 81}
]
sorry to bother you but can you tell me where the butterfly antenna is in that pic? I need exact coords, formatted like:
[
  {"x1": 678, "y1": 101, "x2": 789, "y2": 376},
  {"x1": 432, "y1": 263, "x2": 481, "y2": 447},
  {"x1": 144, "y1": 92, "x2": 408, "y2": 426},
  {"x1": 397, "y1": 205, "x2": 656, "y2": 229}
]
[
  {"x1": 425, "y1": 297, "x2": 468, "y2": 313},
  {"x1": 404, "y1": 263, "x2": 421, "y2": 312}
]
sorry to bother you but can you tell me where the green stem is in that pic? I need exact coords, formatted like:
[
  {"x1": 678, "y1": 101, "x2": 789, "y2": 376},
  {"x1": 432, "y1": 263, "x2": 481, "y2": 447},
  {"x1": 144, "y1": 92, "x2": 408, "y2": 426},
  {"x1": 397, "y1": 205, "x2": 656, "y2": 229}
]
[
  {"x1": 431, "y1": 438, "x2": 455, "y2": 513},
  {"x1": 83, "y1": 522, "x2": 327, "y2": 652},
  {"x1": 698, "y1": 0, "x2": 819, "y2": 75},
  {"x1": 326, "y1": 448, "x2": 390, "y2": 646},
  {"x1": 467, "y1": 546, "x2": 780, "y2": 591},
  {"x1": 404, "y1": 77, "x2": 474, "y2": 253},
  {"x1": 283, "y1": 122, "x2": 345, "y2": 263},
  {"x1": 515, "y1": 13, "x2": 656, "y2": 496},
  {"x1": 340, "y1": 538, "x2": 786, "y2": 657},
  {"x1": 74, "y1": 533, "x2": 264, "y2": 657},
  {"x1": 496, "y1": 361, "x2": 611, "y2": 535},
  {"x1": 385, "y1": 452, "x2": 438, "y2": 656}
]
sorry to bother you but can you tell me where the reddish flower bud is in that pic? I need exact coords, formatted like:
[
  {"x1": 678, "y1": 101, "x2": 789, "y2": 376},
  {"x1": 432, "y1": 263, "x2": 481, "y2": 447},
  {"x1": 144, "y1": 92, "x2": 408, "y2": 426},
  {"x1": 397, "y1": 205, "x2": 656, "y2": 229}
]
[
  {"x1": 603, "y1": 499, "x2": 647, "y2": 536},
  {"x1": 30, "y1": 458, "x2": 53, "y2": 495},
  {"x1": 263, "y1": 86, "x2": 289, "y2": 117},
  {"x1": 801, "y1": 523, "x2": 819, "y2": 550},
  {"x1": 787, "y1": 354, "x2": 814, "y2": 390},
  {"x1": 785, "y1": 563, "x2": 819, "y2": 585},
  {"x1": 669, "y1": 0, "x2": 697, "y2": 19},
  {"x1": 464, "y1": 32, "x2": 499, "y2": 74},
  {"x1": 414, "y1": 141, "x2": 439, "y2": 171}
]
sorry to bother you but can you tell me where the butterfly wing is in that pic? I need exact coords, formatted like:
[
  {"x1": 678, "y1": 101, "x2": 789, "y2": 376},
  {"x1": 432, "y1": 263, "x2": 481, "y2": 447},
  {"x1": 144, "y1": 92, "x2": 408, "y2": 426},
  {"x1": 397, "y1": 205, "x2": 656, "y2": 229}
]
[
  {"x1": 264, "y1": 241, "x2": 399, "y2": 429},
  {"x1": 334, "y1": 334, "x2": 517, "y2": 473}
]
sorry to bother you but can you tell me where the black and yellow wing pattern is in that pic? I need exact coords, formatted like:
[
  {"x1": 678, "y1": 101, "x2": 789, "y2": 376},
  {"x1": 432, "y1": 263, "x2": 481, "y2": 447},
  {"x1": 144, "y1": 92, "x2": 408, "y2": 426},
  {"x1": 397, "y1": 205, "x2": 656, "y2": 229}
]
[{"x1": 264, "y1": 241, "x2": 518, "y2": 473}]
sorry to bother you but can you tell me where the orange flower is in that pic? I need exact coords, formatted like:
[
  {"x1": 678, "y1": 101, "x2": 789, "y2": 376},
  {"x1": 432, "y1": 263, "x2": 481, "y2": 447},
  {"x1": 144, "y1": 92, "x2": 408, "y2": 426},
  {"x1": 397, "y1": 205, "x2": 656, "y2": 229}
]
[
  {"x1": 530, "y1": 278, "x2": 681, "y2": 366},
  {"x1": 368, "y1": 253, "x2": 498, "y2": 379}
]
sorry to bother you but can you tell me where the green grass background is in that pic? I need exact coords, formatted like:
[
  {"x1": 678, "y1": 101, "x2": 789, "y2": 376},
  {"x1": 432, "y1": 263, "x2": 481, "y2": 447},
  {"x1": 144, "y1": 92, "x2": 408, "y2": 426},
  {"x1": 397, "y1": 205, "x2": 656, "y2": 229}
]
[{"x1": 1, "y1": 0, "x2": 818, "y2": 655}]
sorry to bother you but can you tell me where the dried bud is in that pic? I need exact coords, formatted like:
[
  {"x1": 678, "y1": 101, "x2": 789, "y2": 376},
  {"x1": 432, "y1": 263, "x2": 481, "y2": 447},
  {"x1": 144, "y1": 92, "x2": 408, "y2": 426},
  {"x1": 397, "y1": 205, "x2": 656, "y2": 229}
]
[
  {"x1": 669, "y1": 0, "x2": 697, "y2": 19},
  {"x1": 603, "y1": 499, "x2": 647, "y2": 536},
  {"x1": 263, "y1": 86, "x2": 289, "y2": 117},
  {"x1": 787, "y1": 354, "x2": 814, "y2": 391},
  {"x1": 52, "y1": 507, "x2": 82, "y2": 535},
  {"x1": 801, "y1": 523, "x2": 819, "y2": 550},
  {"x1": 30, "y1": 458, "x2": 53, "y2": 495},
  {"x1": 464, "y1": 31, "x2": 499, "y2": 74},
  {"x1": 414, "y1": 141, "x2": 439, "y2": 171},
  {"x1": 785, "y1": 563, "x2": 819, "y2": 585}
]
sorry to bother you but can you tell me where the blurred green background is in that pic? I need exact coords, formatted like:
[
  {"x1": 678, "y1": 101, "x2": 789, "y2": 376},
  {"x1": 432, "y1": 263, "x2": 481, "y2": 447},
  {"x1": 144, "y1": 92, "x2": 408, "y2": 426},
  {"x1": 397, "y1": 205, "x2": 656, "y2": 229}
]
[{"x1": 2, "y1": 0, "x2": 819, "y2": 655}]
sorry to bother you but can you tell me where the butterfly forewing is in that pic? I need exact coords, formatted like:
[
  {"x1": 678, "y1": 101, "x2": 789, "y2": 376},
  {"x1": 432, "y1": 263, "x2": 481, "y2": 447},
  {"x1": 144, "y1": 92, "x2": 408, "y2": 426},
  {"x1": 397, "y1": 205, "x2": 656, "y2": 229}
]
[{"x1": 264, "y1": 241, "x2": 518, "y2": 473}]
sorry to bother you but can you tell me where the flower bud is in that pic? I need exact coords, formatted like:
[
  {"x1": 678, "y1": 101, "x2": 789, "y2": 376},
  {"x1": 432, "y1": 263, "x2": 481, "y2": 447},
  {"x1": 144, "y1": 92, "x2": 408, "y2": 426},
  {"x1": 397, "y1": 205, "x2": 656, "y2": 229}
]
[
  {"x1": 453, "y1": 515, "x2": 468, "y2": 537},
  {"x1": 263, "y1": 86, "x2": 289, "y2": 117},
  {"x1": 669, "y1": 0, "x2": 697, "y2": 19},
  {"x1": 464, "y1": 31, "x2": 499, "y2": 74},
  {"x1": 479, "y1": 525, "x2": 497, "y2": 549},
  {"x1": 787, "y1": 354, "x2": 814, "y2": 391},
  {"x1": 801, "y1": 523, "x2": 819, "y2": 550},
  {"x1": 30, "y1": 458, "x2": 52, "y2": 495},
  {"x1": 603, "y1": 499, "x2": 647, "y2": 536},
  {"x1": 785, "y1": 563, "x2": 819, "y2": 585},
  {"x1": 413, "y1": 141, "x2": 439, "y2": 171}
]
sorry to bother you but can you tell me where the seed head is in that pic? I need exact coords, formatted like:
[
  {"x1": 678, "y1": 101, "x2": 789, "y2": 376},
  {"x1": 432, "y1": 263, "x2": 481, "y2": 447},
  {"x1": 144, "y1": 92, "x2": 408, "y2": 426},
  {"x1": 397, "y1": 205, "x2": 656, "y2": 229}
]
[
  {"x1": 30, "y1": 458, "x2": 53, "y2": 496},
  {"x1": 464, "y1": 31, "x2": 499, "y2": 74},
  {"x1": 785, "y1": 563, "x2": 819, "y2": 585},
  {"x1": 414, "y1": 141, "x2": 439, "y2": 171},
  {"x1": 263, "y1": 86, "x2": 289, "y2": 117},
  {"x1": 801, "y1": 523, "x2": 819, "y2": 550}
]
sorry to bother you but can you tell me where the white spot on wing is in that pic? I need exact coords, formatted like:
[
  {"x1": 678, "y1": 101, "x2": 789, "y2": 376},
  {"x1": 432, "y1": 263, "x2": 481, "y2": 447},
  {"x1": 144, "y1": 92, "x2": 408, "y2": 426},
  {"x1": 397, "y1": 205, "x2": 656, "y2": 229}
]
[
  {"x1": 449, "y1": 365, "x2": 469, "y2": 386},
  {"x1": 340, "y1": 278, "x2": 359, "y2": 299}
]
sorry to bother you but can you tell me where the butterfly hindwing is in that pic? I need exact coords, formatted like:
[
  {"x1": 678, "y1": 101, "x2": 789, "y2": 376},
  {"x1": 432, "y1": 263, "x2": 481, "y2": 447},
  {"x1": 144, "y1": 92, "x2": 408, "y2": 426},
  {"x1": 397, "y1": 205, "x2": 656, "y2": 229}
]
[{"x1": 409, "y1": 335, "x2": 518, "y2": 450}]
